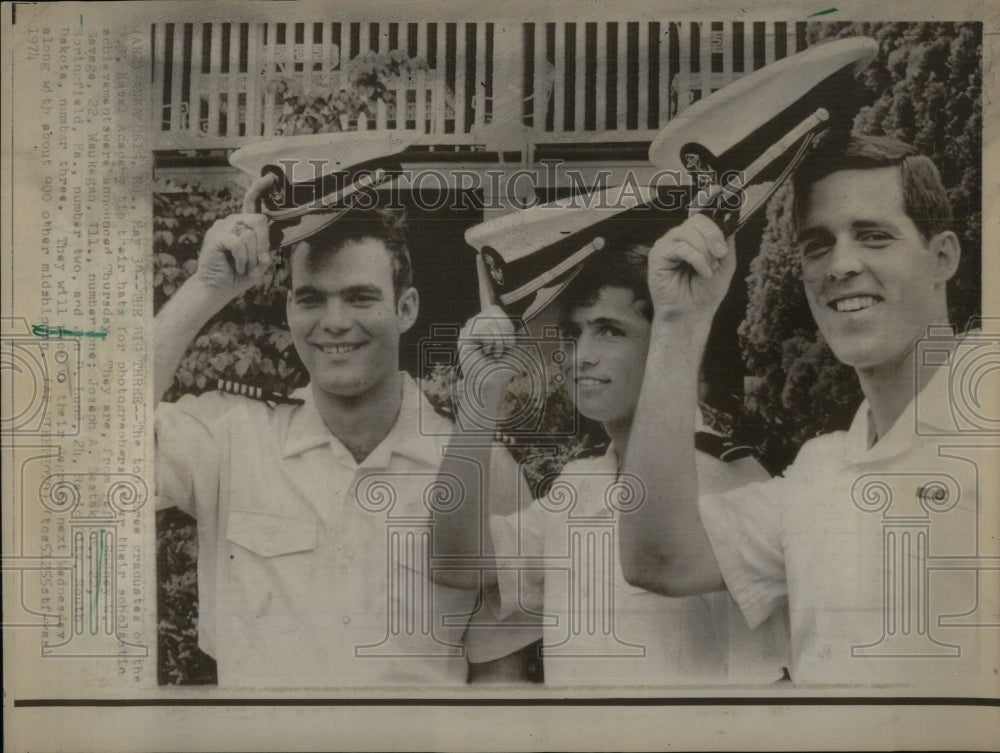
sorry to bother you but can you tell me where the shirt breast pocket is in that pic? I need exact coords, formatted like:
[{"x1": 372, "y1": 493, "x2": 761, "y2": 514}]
[{"x1": 225, "y1": 509, "x2": 319, "y2": 633}]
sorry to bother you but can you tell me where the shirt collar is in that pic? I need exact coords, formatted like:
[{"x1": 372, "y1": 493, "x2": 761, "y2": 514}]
[
  {"x1": 907, "y1": 330, "x2": 983, "y2": 435},
  {"x1": 846, "y1": 355, "x2": 955, "y2": 464},
  {"x1": 911, "y1": 357, "x2": 959, "y2": 435},
  {"x1": 598, "y1": 408, "x2": 716, "y2": 470},
  {"x1": 282, "y1": 373, "x2": 446, "y2": 468},
  {"x1": 361, "y1": 373, "x2": 446, "y2": 469},
  {"x1": 603, "y1": 444, "x2": 619, "y2": 465},
  {"x1": 282, "y1": 386, "x2": 334, "y2": 458}
]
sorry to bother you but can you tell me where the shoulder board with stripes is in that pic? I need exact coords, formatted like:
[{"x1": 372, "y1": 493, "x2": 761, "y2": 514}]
[
  {"x1": 216, "y1": 379, "x2": 304, "y2": 406},
  {"x1": 694, "y1": 431, "x2": 757, "y2": 463},
  {"x1": 570, "y1": 442, "x2": 611, "y2": 461}
]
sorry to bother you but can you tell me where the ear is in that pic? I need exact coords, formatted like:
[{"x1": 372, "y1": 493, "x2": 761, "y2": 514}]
[
  {"x1": 396, "y1": 286, "x2": 419, "y2": 334},
  {"x1": 929, "y1": 230, "x2": 961, "y2": 285}
]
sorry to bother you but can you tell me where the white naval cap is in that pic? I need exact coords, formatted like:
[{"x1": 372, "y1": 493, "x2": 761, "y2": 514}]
[
  {"x1": 465, "y1": 183, "x2": 688, "y2": 321},
  {"x1": 229, "y1": 131, "x2": 422, "y2": 247},
  {"x1": 649, "y1": 36, "x2": 878, "y2": 237}
]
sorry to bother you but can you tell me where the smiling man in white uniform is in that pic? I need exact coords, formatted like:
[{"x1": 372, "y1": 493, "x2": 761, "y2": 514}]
[
  {"x1": 154, "y1": 136, "x2": 525, "y2": 686},
  {"x1": 434, "y1": 189, "x2": 790, "y2": 685},
  {"x1": 620, "y1": 134, "x2": 993, "y2": 684}
]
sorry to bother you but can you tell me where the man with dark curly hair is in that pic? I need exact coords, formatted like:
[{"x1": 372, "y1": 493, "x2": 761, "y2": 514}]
[
  {"x1": 434, "y1": 203, "x2": 790, "y2": 685},
  {"x1": 154, "y1": 203, "x2": 524, "y2": 686}
]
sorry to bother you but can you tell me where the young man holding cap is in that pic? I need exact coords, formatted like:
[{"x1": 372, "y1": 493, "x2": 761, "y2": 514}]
[
  {"x1": 154, "y1": 135, "x2": 527, "y2": 686},
  {"x1": 435, "y1": 188, "x2": 790, "y2": 684},
  {"x1": 620, "y1": 135, "x2": 990, "y2": 683}
]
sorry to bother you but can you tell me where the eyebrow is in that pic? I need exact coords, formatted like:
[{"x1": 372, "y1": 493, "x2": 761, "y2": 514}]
[
  {"x1": 586, "y1": 316, "x2": 628, "y2": 328},
  {"x1": 339, "y1": 284, "x2": 385, "y2": 297},
  {"x1": 292, "y1": 283, "x2": 385, "y2": 298},
  {"x1": 291, "y1": 284, "x2": 325, "y2": 298},
  {"x1": 797, "y1": 219, "x2": 903, "y2": 244},
  {"x1": 851, "y1": 219, "x2": 902, "y2": 234},
  {"x1": 795, "y1": 226, "x2": 831, "y2": 246}
]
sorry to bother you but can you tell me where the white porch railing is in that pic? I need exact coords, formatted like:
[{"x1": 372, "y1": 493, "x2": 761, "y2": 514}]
[{"x1": 151, "y1": 20, "x2": 808, "y2": 152}]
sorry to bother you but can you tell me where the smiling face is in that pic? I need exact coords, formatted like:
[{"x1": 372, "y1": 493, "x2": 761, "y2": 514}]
[
  {"x1": 797, "y1": 167, "x2": 958, "y2": 373},
  {"x1": 286, "y1": 237, "x2": 418, "y2": 399},
  {"x1": 561, "y1": 286, "x2": 652, "y2": 425}
]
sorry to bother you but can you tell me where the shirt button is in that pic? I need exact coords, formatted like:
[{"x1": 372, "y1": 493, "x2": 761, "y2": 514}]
[{"x1": 342, "y1": 616, "x2": 351, "y2": 625}]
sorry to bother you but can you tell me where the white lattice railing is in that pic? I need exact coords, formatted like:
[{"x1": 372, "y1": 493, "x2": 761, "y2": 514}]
[{"x1": 151, "y1": 20, "x2": 809, "y2": 152}]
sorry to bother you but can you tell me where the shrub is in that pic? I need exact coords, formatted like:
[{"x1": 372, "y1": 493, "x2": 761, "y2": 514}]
[{"x1": 156, "y1": 507, "x2": 217, "y2": 685}]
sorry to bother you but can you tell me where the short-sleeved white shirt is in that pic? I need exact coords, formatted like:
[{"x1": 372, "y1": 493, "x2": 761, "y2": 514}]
[
  {"x1": 157, "y1": 374, "x2": 491, "y2": 687},
  {"x1": 699, "y1": 361, "x2": 991, "y2": 684},
  {"x1": 489, "y1": 447, "x2": 790, "y2": 685}
]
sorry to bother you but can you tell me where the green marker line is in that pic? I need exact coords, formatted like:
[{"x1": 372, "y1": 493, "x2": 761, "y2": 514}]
[
  {"x1": 31, "y1": 324, "x2": 108, "y2": 339},
  {"x1": 806, "y1": 8, "x2": 838, "y2": 18}
]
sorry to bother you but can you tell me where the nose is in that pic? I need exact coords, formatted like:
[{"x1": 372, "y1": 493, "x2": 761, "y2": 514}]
[
  {"x1": 824, "y1": 236, "x2": 864, "y2": 281},
  {"x1": 574, "y1": 332, "x2": 600, "y2": 371},
  {"x1": 318, "y1": 299, "x2": 353, "y2": 333}
]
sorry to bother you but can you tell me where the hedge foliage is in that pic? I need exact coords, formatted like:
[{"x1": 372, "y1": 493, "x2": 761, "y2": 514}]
[{"x1": 156, "y1": 507, "x2": 217, "y2": 685}]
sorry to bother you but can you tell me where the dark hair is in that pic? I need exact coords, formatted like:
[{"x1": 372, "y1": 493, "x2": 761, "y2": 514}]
[
  {"x1": 792, "y1": 134, "x2": 952, "y2": 242},
  {"x1": 287, "y1": 207, "x2": 413, "y2": 299},
  {"x1": 557, "y1": 243, "x2": 652, "y2": 331}
]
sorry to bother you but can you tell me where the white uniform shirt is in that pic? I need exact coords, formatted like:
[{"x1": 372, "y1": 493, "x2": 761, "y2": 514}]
[
  {"x1": 489, "y1": 447, "x2": 790, "y2": 685},
  {"x1": 699, "y1": 361, "x2": 992, "y2": 684},
  {"x1": 156, "y1": 374, "x2": 484, "y2": 687}
]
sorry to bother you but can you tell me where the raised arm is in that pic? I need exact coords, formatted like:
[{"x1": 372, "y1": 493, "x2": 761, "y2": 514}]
[
  {"x1": 154, "y1": 214, "x2": 272, "y2": 401},
  {"x1": 430, "y1": 307, "x2": 519, "y2": 590},
  {"x1": 619, "y1": 214, "x2": 736, "y2": 596}
]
